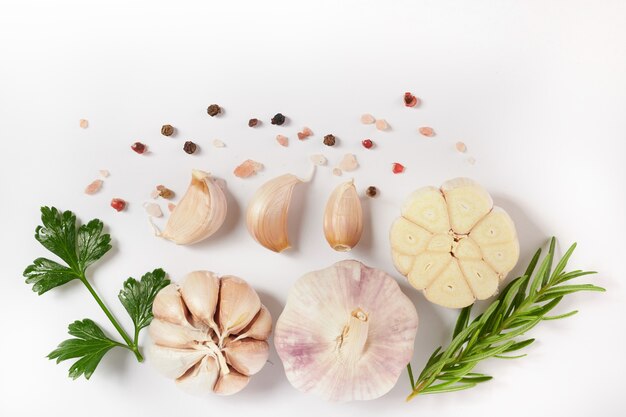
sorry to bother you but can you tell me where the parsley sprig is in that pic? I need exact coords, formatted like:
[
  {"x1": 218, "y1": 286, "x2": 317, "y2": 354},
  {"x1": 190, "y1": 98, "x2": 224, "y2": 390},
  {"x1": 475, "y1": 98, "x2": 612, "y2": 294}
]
[
  {"x1": 406, "y1": 238, "x2": 605, "y2": 400},
  {"x1": 24, "y1": 207, "x2": 170, "y2": 379}
]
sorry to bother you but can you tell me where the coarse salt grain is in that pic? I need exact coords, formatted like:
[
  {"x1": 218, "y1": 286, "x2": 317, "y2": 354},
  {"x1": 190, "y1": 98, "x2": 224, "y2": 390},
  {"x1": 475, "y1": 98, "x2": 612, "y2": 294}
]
[
  {"x1": 360, "y1": 114, "x2": 375, "y2": 124},
  {"x1": 298, "y1": 127, "x2": 313, "y2": 140},
  {"x1": 310, "y1": 154, "x2": 327, "y2": 166},
  {"x1": 79, "y1": 119, "x2": 89, "y2": 129},
  {"x1": 143, "y1": 202, "x2": 163, "y2": 218},
  {"x1": 213, "y1": 139, "x2": 226, "y2": 148},
  {"x1": 467, "y1": 157, "x2": 476, "y2": 165},
  {"x1": 419, "y1": 127, "x2": 435, "y2": 137},
  {"x1": 99, "y1": 170, "x2": 110, "y2": 178},
  {"x1": 276, "y1": 135, "x2": 289, "y2": 147},
  {"x1": 168, "y1": 203, "x2": 176, "y2": 212},
  {"x1": 332, "y1": 168, "x2": 343, "y2": 176},
  {"x1": 234, "y1": 159, "x2": 264, "y2": 178},
  {"x1": 338, "y1": 154, "x2": 359, "y2": 172},
  {"x1": 392, "y1": 162, "x2": 405, "y2": 174},
  {"x1": 375, "y1": 119, "x2": 389, "y2": 131},
  {"x1": 455, "y1": 142, "x2": 467, "y2": 153},
  {"x1": 84, "y1": 179, "x2": 103, "y2": 195}
]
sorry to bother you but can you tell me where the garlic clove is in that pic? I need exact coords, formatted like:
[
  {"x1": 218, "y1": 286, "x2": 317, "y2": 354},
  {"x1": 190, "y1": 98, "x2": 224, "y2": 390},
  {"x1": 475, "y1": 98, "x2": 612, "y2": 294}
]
[
  {"x1": 234, "y1": 304, "x2": 272, "y2": 341},
  {"x1": 218, "y1": 276, "x2": 261, "y2": 337},
  {"x1": 213, "y1": 367, "x2": 250, "y2": 395},
  {"x1": 149, "y1": 318, "x2": 208, "y2": 349},
  {"x1": 323, "y1": 180, "x2": 363, "y2": 252},
  {"x1": 147, "y1": 344, "x2": 206, "y2": 379},
  {"x1": 176, "y1": 356, "x2": 220, "y2": 396},
  {"x1": 160, "y1": 170, "x2": 227, "y2": 245},
  {"x1": 274, "y1": 260, "x2": 419, "y2": 402},
  {"x1": 179, "y1": 271, "x2": 220, "y2": 332},
  {"x1": 246, "y1": 173, "x2": 303, "y2": 252},
  {"x1": 223, "y1": 338, "x2": 269, "y2": 376},
  {"x1": 152, "y1": 284, "x2": 190, "y2": 326}
]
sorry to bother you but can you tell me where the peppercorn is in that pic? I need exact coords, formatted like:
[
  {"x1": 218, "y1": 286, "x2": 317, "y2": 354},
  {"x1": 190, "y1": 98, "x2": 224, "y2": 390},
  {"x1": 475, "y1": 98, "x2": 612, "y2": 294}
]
[
  {"x1": 365, "y1": 186, "x2": 378, "y2": 198},
  {"x1": 156, "y1": 185, "x2": 175, "y2": 199},
  {"x1": 392, "y1": 162, "x2": 405, "y2": 174},
  {"x1": 110, "y1": 198, "x2": 127, "y2": 212},
  {"x1": 161, "y1": 124, "x2": 174, "y2": 136},
  {"x1": 323, "y1": 134, "x2": 336, "y2": 146},
  {"x1": 362, "y1": 139, "x2": 373, "y2": 149},
  {"x1": 183, "y1": 141, "x2": 197, "y2": 154},
  {"x1": 207, "y1": 104, "x2": 221, "y2": 117},
  {"x1": 131, "y1": 142, "x2": 147, "y2": 154},
  {"x1": 248, "y1": 118, "x2": 259, "y2": 127},
  {"x1": 404, "y1": 92, "x2": 418, "y2": 107},
  {"x1": 271, "y1": 113, "x2": 286, "y2": 125}
]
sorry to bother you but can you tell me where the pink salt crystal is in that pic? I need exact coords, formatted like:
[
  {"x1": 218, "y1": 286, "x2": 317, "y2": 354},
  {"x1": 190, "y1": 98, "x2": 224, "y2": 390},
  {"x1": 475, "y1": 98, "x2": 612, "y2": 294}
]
[
  {"x1": 455, "y1": 141, "x2": 467, "y2": 153},
  {"x1": 419, "y1": 126, "x2": 435, "y2": 137},
  {"x1": 467, "y1": 157, "x2": 476, "y2": 165},
  {"x1": 332, "y1": 168, "x2": 343, "y2": 176},
  {"x1": 310, "y1": 154, "x2": 327, "y2": 166},
  {"x1": 143, "y1": 202, "x2": 163, "y2": 218},
  {"x1": 84, "y1": 179, "x2": 103, "y2": 195},
  {"x1": 276, "y1": 135, "x2": 289, "y2": 147},
  {"x1": 213, "y1": 139, "x2": 225, "y2": 148},
  {"x1": 79, "y1": 119, "x2": 88, "y2": 129},
  {"x1": 375, "y1": 119, "x2": 389, "y2": 131},
  {"x1": 99, "y1": 170, "x2": 110, "y2": 178},
  {"x1": 234, "y1": 159, "x2": 264, "y2": 178},
  {"x1": 168, "y1": 203, "x2": 176, "y2": 212},
  {"x1": 360, "y1": 114, "x2": 375, "y2": 124},
  {"x1": 302, "y1": 127, "x2": 313, "y2": 136},
  {"x1": 338, "y1": 154, "x2": 358, "y2": 172}
]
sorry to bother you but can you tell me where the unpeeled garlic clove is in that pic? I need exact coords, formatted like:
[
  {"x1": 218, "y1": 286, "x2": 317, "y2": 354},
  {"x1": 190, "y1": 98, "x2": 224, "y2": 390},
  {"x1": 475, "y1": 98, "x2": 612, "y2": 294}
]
[
  {"x1": 234, "y1": 305, "x2": 272, "y2": 341},
  {"x1": 213, "y1": 367, "x2": 250, "y2": 395},
  {"x1": 176, "y1": 356, "x2": 220, "y2": 396},
  {"x1": 179, "y1": 271, "x2": 220, "y2": 332},
  {"x1": 218, "y1": 276, "x2": 261, "y2": 338},
  {"x1": 246, "y1": 173, "x2": 304, "y2": 252},
  {"x1": 149, "y1": 318, "x2": 208, "y2": 349},
  {"x1": 148, "y1": 344, "x2": 207, "y2": 379},
  {"x1": 222, "y1": 337, "x2": 270, "y2": 376},
  {"x1": 159, "y1": 170, "x2": 227, "y2": 245},
  {"x1": 152, "y1": 284, "x2": 190, "y2": 326},
  {"x1": 323, "y1": 180, "x2": 363, "y2": 252}
]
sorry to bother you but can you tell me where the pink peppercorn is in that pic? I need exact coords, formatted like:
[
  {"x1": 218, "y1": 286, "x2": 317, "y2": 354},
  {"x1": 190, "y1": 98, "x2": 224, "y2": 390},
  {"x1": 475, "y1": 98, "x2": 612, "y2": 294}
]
[
  {"x1": 131, "y1": 142, "x2": 147, "y2": 154},
  {"x1": 362, "y1": 139, "x2": 373, "y2": 149},
  {"x1": 392, "y1": 163, "x2": 405, "y2": 174},
  {"x1": 110, "y1": 198, "x2": 127, "y2": 212}
]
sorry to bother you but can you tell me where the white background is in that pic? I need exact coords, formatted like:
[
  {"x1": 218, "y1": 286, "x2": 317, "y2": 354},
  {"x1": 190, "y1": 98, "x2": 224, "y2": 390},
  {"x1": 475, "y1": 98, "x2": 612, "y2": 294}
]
[{"x1": 1, "y1": 1, "x2": 625, "y2": 416}]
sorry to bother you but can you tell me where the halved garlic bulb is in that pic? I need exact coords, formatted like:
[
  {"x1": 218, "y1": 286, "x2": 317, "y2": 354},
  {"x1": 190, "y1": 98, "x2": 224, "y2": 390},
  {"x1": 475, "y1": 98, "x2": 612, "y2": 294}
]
[
  {"x1": 274, "y1": 260, "x2": 418, "y2": 401},
  {"x1": 147, "y1": 271, "x2": 271, "y2": 396},
  {"x1": 390, "y1": 177, "x2": 520, "y2": 308}
]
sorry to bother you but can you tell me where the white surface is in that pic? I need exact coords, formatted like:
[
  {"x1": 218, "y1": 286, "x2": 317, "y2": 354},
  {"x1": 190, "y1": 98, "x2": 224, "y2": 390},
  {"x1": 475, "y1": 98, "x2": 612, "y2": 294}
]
[{"x1": 1, "y1": 0, "x2": 625, "y2": 416}]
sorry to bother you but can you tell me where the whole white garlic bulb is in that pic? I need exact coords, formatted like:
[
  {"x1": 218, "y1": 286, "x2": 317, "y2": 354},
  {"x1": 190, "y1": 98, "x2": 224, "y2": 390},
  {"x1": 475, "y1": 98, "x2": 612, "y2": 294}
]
[
  {"x1": 147, "y1": 271, "x2": 271, "y2": 396},
  {"x1": 274, "y1": 260, "x2": 419, "y2": 401}
]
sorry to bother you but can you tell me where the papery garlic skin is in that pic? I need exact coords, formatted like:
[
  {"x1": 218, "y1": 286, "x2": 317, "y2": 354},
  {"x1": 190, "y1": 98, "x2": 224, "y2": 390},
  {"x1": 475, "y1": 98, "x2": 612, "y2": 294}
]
[
  {"x1": 274, "y1": 260, "x2": 418, "y2": 402},
  {"x1": 246, "y1": 174, "x2": 302, "y2": 252},
  {"x1": 147, "y1": 271, "x2": 271, "y2": 396},
  {"x1": 323, "y1": 180, "x2": 363, "y2": 251},
  {"x1": 160, "y1": 170, "x2": 227, "y2": 245}
]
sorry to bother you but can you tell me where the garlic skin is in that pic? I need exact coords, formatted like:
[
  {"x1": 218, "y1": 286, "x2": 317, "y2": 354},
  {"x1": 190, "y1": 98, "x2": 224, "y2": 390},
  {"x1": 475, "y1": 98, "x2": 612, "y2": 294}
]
[
  {"x1": 159, "y1": 170, "x2": 227, "y2": 245},
  {"x1": 147, "y1": 271, "x2": 271, "y2": 396},
  {"x1": 323, "y1": 180, "x2": 363, "y2": 251},
  {"x1": 274, "y1": 260, "x2": 418, "y2": 402},
  {"x1": 246, "y1": 173, "x2": 303, "y2": 252}
]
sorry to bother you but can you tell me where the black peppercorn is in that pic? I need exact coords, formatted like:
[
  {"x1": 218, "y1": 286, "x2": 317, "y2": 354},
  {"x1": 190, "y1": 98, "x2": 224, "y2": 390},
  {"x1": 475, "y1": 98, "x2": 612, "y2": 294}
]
[
  {"x1": 366, "y1": 186, "x2": 378, "y2": 198},
  {"x1": 271, "y1": 113, "x2": 286, "y2": 125},
  {"x1": 161, "y1": 124, "x2": 174, "y2": 136},
  {"x1": 323, "y1": 134, "x2": 336, "y2": 146},
  {"x1": 183, "y1": 141, "x2": 197, "y2": 154},
  {"x1": 248, "y1": 118, "x2": 259, "y2": 127},
  {"x1": 207, "y1": 104, "x2": 221, "y2": 117}
]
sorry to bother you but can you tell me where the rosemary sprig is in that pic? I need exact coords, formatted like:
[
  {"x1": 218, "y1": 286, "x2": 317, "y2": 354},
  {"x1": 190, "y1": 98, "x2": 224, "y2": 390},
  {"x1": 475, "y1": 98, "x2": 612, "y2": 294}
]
[{"x1": 406, "y1": 238, "x2": 604, "y2": 401}]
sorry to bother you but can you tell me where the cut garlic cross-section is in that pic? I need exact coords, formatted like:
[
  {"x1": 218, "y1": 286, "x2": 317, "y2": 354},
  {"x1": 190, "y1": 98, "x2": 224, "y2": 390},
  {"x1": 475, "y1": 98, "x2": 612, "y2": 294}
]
[
  {"x1": 390, "y1": 178, "x2": 519, "y2": 308},
  {"x1": 147, "y1": 271, "x2": 271, "y2": 396}
]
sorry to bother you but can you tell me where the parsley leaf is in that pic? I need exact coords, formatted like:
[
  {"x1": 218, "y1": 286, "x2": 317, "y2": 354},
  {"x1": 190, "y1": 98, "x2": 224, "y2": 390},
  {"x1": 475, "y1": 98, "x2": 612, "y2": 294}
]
[
  {"x1": 48, "y1": 319, "x2": 119, "y2": 380},
  {"x1": 24, "y1": 207, "x2": 111, "y2": 294},
  {"x1": 118, "y1": 268, "x2": 170, "y2": 339}
]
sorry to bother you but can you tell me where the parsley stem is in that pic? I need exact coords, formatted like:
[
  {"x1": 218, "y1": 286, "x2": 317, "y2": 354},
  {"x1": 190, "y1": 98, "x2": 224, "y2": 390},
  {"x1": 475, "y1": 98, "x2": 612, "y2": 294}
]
[{"x1": 80, "y1": 275, "x2": 144, "y2": 362}]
